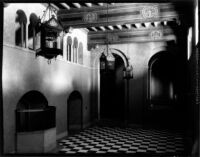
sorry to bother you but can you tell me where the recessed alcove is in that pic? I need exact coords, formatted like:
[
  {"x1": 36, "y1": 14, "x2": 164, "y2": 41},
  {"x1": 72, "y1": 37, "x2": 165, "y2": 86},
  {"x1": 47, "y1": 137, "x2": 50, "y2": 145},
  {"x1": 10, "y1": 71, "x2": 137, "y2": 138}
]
[{"x1": 16, "y1": 90, "x2": 56, "y2": 153}]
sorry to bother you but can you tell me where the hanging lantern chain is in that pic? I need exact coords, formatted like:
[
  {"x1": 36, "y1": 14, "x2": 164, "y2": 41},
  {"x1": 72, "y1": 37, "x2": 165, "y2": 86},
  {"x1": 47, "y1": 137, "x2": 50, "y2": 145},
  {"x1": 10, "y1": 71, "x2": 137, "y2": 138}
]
[
  {"x1": 40, "y1": 3, "x2": 57, "y2": 23},
  {"x1": 106, "y1": 3, "x2": 109, "y2": 56}
]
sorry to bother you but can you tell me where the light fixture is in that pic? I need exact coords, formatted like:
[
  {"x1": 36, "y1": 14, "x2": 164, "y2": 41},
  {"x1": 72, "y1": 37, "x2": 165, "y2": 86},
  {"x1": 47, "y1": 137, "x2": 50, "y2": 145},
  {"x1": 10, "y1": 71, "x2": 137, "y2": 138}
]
[
  {"x1": 36, "y1": 3, "x2": 63, "y2": 64},
  {"x1": 100, "y1": 3, "x2": 115, "y2": 71},
  {"x1": 123, "y1": 65, "x2": 133, "y2": 79}
]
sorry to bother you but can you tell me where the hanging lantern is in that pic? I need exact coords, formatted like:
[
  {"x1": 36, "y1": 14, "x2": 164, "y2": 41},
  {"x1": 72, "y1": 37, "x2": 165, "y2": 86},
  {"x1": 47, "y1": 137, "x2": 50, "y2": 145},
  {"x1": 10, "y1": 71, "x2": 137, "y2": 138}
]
[
  {"x1": 100, "y1": 53, "x2": 106, "y2": 71},
  {"x1": 36, "y1": 4, "x2": 63, "y2": 63},
  {"x1": 106, "y1": 48, "x2": 115, "y2": 70},
  {"x1": 100, "y1": 3, "x2": 115, "y2": 71},
  {"x1": 100, "y1": 48, "x2": 115, "y2": 72}
]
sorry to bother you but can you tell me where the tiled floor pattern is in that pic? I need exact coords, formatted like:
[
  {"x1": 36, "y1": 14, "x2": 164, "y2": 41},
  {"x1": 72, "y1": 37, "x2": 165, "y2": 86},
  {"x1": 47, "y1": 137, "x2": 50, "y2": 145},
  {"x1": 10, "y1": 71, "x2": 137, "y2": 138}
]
[{"x1": 58, "y1": 126, "x2": 187, "y2": 155}]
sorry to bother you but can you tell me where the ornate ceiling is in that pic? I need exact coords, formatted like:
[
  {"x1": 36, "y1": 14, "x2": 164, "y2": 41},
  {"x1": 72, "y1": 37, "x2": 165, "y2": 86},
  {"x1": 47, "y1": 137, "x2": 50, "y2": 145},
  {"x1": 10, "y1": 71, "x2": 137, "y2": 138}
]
[{"x1": 49, "y1": 3, "x2": 187, "y2": 49}]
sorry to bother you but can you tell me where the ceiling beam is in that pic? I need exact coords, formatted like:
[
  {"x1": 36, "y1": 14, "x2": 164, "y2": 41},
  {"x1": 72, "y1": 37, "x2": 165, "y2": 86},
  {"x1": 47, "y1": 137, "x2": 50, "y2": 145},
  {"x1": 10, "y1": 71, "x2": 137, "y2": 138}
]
[
  {"x1": 125, "y1": 24, "x2": 131, "y2": 29},
  {"x1": 88, "y1": 26, "x2": 175, "y2": 48},
  {"x1": 154, "y1": 21, "x2": 161, "y2": 27},
  {"x1": 60, "y1": 3, "x2": 70, "y2": 10},
  {"x1": 99, "y1": 26, "x2": 106, "y2": 31},
  {"x1": 91, "y1": 27, "x2": 98, "y2": 32},
  {"x1": 50, "y1": 3, "x2": 59, "y2": 10},
  {"x1": 85, "y1": 3, "x2": 92, "y2": 7},
  {"x1": 58, "y1": 3, "x2": 179, "y2": 29},
  {"x1": 108, "y1": 25, "x2": 114, "y2": 30},
  {"x1": 116, "y1": 25, "x2": 122, "y2": 30},
  {"x1": 73, "y1": 3, "x2": 81, "y2": 8},
  {"x1": 98, "y1": 3, "x2": 104, "y2": 6},
  {"x1": 144, "y1": 22, "x2": 151, "y2": 28},
  {"x1": 135, "y1": 23, "x2": 142, "y2": 28}
]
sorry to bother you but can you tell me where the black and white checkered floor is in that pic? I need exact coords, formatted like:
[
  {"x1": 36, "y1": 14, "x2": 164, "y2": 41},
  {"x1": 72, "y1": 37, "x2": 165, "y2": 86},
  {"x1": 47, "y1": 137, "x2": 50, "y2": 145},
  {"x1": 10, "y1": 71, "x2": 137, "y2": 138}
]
[{"x1": 58, "y1": 126, "x2": 188, "y2": 155}]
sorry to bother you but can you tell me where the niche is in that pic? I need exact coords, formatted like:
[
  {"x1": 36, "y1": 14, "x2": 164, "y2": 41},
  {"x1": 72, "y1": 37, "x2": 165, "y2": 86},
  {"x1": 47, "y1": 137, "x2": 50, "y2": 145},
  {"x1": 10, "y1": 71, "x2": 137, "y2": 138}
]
[
  {"x1": 67, "y1": 91, "x2": 83, "y2": 134},
  {"x1": 16, "y1": 90, "x2": 56, "y2": 153}
]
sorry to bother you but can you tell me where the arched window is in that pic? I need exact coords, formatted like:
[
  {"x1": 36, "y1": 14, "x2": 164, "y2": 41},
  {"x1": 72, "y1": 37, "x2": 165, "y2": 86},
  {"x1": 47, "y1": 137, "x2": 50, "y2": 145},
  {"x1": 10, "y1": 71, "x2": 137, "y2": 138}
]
[
  {"x1": 15, "y1": 10, "x2": 27, "y2": 47},
  {"x1": 73, "y1": 37, "x2": 78, "y2": 63},
  {"x1": 67, "y1": 36, "x2": 72, "y2": 61},
  {"x1": 78, "y1": 42, "x2": 83, "y2": 64},
  {"x1": 28, "y1": 13, "x2": 40, "y2": 50}
]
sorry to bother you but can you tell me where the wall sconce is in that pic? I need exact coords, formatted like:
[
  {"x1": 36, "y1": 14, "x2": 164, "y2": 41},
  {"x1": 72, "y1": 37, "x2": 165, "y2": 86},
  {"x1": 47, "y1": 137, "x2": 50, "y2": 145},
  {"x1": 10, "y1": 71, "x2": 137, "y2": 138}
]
[{"x1": 123, "y1": 65, "x2": 133, "y2": 79}]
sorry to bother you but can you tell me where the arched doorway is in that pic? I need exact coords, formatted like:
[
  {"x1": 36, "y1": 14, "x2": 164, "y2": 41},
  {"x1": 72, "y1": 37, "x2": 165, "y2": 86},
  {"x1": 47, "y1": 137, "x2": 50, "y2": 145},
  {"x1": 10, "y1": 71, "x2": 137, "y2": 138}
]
[
  {"x1": 147, "y1": 51, "x2": 177, "y2": 126},
  {"x1": 100, "y1": 53, "x2": 125, "y2": 122},
  {"x1": 67, "y1": 91, "x2": 83, "y2": 134}
]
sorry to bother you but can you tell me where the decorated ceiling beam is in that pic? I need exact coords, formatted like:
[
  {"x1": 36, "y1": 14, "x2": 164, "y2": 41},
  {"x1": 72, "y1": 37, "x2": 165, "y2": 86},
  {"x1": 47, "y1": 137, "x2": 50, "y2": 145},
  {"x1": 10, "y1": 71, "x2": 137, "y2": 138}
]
[
  {"x1": 88, "y1": 26, "x2": 176, "y2": 50},
  {"x1": 58, "y1": 3, "x2": 179, "y2": 29}
]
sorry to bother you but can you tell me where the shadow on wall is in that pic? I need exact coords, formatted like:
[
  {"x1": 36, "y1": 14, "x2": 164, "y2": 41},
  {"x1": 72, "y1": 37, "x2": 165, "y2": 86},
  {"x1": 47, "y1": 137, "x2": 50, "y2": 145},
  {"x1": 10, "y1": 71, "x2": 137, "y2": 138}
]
[{"x1": 67, "y1": 91, "x2": 83, "y2": 134}]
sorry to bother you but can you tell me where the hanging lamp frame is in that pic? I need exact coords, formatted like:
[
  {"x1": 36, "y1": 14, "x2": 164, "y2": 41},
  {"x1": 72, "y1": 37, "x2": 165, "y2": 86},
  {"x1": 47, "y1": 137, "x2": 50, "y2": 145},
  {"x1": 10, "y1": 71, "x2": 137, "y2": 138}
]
[{"x1": 36, "y1": 4, "x2": 63, "y2": 63}]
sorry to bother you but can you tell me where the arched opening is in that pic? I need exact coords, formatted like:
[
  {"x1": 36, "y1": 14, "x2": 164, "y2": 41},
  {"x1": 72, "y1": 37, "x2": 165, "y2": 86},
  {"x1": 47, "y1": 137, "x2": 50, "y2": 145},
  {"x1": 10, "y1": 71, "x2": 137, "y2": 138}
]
[
  {"x1": 67, "y1": 91, "x2": 83, "y2": 134},
  {"x1": 147, "y1": 51, "x2": 177, "y2": 126},
  {"x1": 15, "y1": 9, "x2": 27, "y2": 47},
  {"x1": 100, "y1": 53, "x2": 125, "y2": 123},
  {"x1": 73, "y1": 37, "x2": 78, "y2": 63},
  {"x1": 78, "y1": 42, "x2": 83, "y2": 64},
  {"x1": 28, "y1": 13, "x2": 40, "y2": 50},
  {"x1": 67, "y1": 36, "x2": 72, "y2": 61},
  {"x1": 17, "y1": 90, "x2": 48, "y2": 110},
  {"x1": 16, "y1": 90, "x2": 55, "y2": 132}
]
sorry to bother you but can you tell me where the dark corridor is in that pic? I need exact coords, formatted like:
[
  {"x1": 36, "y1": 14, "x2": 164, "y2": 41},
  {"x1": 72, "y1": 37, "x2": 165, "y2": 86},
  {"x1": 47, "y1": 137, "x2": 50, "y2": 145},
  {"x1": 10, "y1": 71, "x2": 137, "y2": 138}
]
[{"x1": 100, "y1": 53, "x2": 125, "y2": 122}]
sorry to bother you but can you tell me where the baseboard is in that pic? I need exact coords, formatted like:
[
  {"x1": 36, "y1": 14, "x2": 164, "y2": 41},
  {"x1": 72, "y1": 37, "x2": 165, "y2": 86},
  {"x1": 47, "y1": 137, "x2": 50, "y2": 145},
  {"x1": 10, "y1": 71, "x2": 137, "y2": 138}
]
[{"x1": 57, "y1": 131, "x2": 68, "y2": 140}]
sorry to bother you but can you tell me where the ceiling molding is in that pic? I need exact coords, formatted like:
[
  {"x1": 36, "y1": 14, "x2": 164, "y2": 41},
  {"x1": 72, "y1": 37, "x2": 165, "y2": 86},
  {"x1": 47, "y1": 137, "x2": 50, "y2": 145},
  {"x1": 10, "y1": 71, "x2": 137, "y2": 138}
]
[
  {"x1": 58, "y1": 3, "x2": 179, "y2": 29},
  {"x1": 88, "y1": 26, "x2": 176, "y2": 48}
]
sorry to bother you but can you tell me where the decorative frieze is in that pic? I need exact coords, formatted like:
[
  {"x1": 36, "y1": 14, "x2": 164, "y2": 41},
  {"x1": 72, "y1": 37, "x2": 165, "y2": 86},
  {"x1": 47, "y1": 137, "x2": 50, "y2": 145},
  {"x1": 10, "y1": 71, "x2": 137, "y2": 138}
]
[
  {"x1": 141, "y1": 6, "x2": 159, "y2": 19},
  {"x1": 58, "y1": 3, "x2": 178, "y2": 29},
  {"x1": 107, "y1": 33, "x2": 119, "y2": 43},
  {"x1": 88, "y1": 26, "x2": 175, "y2": 49},
  {"x1": 83, "y1": 12, "x2": 98, "y2": 23},
  {"x1": 150, "y1": 30, "x2": 163, "y2": 40}
]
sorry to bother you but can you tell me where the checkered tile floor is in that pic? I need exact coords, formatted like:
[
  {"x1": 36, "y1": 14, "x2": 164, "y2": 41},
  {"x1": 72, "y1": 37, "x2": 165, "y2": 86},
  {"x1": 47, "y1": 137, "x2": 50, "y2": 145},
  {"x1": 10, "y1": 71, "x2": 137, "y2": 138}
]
[{"x1": 58, "y1": 126, "x2": 187, "y2": 155}]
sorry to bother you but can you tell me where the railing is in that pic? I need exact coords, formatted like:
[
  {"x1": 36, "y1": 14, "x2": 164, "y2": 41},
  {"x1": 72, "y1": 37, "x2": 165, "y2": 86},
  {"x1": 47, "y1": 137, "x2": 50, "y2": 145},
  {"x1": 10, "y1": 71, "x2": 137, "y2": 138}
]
[{"x1": 16, "y1": 106, "x2": 56, "y2": 132}]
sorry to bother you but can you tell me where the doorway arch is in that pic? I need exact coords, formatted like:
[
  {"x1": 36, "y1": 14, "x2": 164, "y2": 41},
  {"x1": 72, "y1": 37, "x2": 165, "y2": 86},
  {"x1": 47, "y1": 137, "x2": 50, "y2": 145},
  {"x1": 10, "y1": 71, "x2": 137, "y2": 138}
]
[
  {"x1": 148, "y1": 51, "x2": 177, "y2": 111},
  {"x1": 92, "y1": 47, "x2": 130, "y2": 122},
  {"x1": 100, "y1": 53, "x2": 126, "y2": 122},
  {"x1": 67, "y1": 91, "x2": 83, "y2": 133}
]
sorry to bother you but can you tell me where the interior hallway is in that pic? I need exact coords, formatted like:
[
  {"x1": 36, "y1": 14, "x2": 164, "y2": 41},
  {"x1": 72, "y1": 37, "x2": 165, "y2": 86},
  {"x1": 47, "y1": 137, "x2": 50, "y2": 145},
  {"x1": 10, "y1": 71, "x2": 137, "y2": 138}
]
[{"x1": 1, "y1": 2, "x2": 199, "y2": 156}]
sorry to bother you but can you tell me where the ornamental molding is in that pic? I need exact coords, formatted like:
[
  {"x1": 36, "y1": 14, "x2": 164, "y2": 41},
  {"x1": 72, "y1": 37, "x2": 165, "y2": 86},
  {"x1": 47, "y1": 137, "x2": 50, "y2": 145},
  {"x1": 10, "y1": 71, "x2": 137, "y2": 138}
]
[
  {"x1": 107, "y1": 33, "x2": 119, "y2": 43},
  {"x1": 141, "y1": 6, "x2": 159, "y2": 19},
  {"x1": 83, "y1": 12, "x2": 98, "y2": 23},
  {"x1": 150, "y1": 30, "x2": 163, "y2": 40}
]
